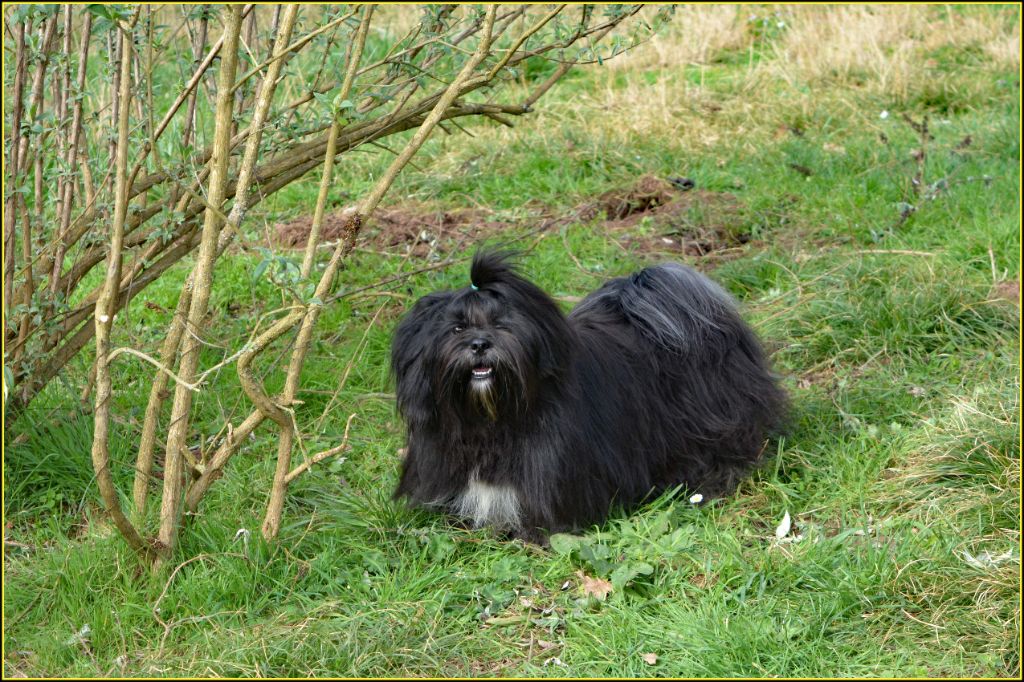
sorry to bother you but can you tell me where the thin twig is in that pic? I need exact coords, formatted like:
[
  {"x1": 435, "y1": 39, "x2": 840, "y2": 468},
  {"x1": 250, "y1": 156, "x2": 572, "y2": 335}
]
[
  {"x1": 314, "y1": 300, "x2": 391, "y2": 433},
  {"x1": 107, "y1": 347, "x2": 200, "y2": 392},
  {"x1": 285, "y1": 413, "x2": 357, "y2": 484}
]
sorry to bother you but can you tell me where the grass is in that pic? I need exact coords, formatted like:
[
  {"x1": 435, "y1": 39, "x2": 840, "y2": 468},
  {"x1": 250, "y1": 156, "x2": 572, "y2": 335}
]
[{"x1": 4, "y1": 4, "x2": 1021, "y2": 677}]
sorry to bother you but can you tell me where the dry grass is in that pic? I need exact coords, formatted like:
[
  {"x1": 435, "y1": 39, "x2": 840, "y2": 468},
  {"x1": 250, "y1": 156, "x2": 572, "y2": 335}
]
[
  {"x1": 508, "y1": 4, "x2": 1022, "y2": 153},
  {"x1": 760, "y1": 5, "x2": 1020, "y2": 97},
  {"x1": 884, "y1": 381, "x2": 1020, "y2": 638},
  {"x1": 606, "y1": 5, "x2": 748, "y2": 71},
  {"x1": 607, "y1": 5, "x2": 1020, "y2": 85}
]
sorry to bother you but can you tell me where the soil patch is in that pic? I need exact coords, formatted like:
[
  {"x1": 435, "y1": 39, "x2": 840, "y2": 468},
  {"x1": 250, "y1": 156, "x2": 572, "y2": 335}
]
[
  {"x1": 272, "y1": 174, "x2": 768, "y2": 263},
  {"x1": 580, "y1": 175, "x2": 756, "y2": 260},
  {"x1": 991, "y1": 280, "x2": 1019, "y2": 305},
  {"x1": 274, "y1": 203, "x2": 517, "y2": 257}
]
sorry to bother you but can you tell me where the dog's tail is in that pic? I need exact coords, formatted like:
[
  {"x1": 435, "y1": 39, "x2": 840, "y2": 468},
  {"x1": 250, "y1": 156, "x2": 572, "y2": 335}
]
[
  {"x1": 616, "y1": 263, "x2": 748, "y2": 356},
  {"x1": 621, "y1": 262, "x2": 790, "y2": 461}
]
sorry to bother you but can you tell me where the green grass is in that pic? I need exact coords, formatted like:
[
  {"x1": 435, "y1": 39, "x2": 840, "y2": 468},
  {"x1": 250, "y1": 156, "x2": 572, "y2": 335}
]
[{"x1": 4, "y1": 5, "x2": 1021, "y2": 678}]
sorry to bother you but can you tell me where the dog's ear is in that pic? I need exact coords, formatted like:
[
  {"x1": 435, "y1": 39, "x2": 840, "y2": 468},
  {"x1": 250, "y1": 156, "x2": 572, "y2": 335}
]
[{"x1": 391, "y1": 291, "x2": 451, "y2": 424}]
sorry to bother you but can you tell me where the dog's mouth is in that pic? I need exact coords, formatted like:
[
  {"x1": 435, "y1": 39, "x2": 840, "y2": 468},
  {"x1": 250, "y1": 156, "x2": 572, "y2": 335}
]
[{"x1": 470, "y1": 366, "x2": 494, "y2": 382}]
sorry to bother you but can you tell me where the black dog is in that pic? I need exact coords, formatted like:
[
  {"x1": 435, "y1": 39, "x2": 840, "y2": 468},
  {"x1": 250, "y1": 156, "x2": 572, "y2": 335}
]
[{"x1": 391, "y1": 250, "x2": 787, "y2": 543}]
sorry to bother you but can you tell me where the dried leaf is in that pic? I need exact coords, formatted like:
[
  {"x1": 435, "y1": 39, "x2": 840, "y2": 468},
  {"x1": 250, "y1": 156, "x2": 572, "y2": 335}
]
[
  {"x1": 775, "y1": 510, "x2": 792, "y2": 540},
  {"x1": 576, "y1": 570, "x2": 613, "y2": 600},
  {"x1": 642, "y1": 652, "x2": 658, "y2": 665}
]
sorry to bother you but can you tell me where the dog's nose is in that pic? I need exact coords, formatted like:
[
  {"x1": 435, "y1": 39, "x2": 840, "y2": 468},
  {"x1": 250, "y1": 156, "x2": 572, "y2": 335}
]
[{"x1": 470, "y1": 338, "x2": 490, "y2": 354}]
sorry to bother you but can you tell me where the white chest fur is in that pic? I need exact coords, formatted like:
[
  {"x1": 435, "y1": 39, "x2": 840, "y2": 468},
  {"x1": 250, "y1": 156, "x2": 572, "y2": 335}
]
[{"x1": 453, "y1": 475, "x2": 522, "y2": 530}]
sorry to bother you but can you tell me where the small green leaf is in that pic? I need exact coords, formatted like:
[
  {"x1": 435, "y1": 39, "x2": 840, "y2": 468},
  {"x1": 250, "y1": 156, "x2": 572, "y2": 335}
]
[
  {"x1": 362, "y1": 550, "x2": 390, "y2": 575},
  {"x1": 610, "y1": 561, "x2": 654, "y2": 590},
  {"x1": 428, "y1": 535, "x2": 456, "y2": 562},
  {"x1": 579, "y1": 542, "x2": 610, "y2": 562},
  {"x1": 252, "y1": 259, "x2": 270, "y2": 282},
  {"x1": 87, "y1": 4, "x2": 113, "y2": 20},
  {"x1": 548, "y1": 533, "x2": 583, "y2": 555}
]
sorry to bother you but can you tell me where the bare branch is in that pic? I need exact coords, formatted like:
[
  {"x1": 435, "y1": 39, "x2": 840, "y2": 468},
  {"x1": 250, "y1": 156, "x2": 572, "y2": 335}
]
[
  {"x1": 4, "y1": 18, "x2": 27, "y2": 348},
  {"x1": 48, "y1": 10, "x2": 93, "y2": 295},
  {"x1": 157, "y1": 5, "x2": 244, "y2": 563},
  {"x1": 259, "y1": 5, "x2": 376, "y2": 540},
  {"x1": 284, "y1": 413, "x2": 357, "y2": 484},
  {"x1": 90, "y1": 10, "x2": 156, "y2": 562}
]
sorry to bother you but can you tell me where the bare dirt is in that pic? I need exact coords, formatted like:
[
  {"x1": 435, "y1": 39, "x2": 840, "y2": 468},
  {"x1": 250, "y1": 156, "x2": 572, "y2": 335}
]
[
  {"x1": 272, "y1": 175, "x2": 763, "y2": 263},
  {"x1": 579, "y1": 175, "x2": 754, "y2": 259},
  {"x1": 273, "y1": 203, "x2": 517, "y2": 257},
  {"x1": 991, "y1": 280, "x2": 1019, "y2": 305}
]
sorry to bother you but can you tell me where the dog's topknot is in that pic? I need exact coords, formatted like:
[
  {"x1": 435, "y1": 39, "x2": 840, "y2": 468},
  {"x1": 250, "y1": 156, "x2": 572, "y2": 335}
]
[{"x1": 470, "y1": 249, "x2": 521, "y2": 290}]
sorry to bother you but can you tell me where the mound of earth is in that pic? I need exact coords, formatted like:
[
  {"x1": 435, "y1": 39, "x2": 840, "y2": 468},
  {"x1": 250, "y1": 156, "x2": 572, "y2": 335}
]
[
  {"x1": 273, "y1": 203, "x2": 518, "y2": 257},
  {"x1": 272, "y1": 174, "x2": 767, "y2": 262},
  {"x1": 581, "y1": 175, "x2": 754, "y2": 258}
]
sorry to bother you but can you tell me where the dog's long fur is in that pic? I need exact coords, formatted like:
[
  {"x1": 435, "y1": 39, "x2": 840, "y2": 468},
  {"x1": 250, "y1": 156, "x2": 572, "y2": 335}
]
[{"x1": 391, "y1": 250, "x2": 788, "y2": 542}]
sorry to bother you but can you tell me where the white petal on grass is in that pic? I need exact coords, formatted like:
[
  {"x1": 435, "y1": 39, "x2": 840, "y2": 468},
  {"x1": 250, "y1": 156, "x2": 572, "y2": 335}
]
[
  {"x1": 233, "y1": 528, "x2": 251, "y2": 552},
  {"x1": 689, "y1": 493, "x2": 703, "y2": 504},
  {"x1": 962, "y1": 549, "x2": 1016, "y2": 570},
  {"x1": 777, "y1": 533, "x2": 806, "y2": 545},
  {"x1": 65, "y1": 623, "x2": 91, "y2": 646},
  {"x1": 880, "y1": 110, "x2": 889, "y2": 119},
  {"x1": 775, "y1": 510, "x2": 792, "y2": 539}
]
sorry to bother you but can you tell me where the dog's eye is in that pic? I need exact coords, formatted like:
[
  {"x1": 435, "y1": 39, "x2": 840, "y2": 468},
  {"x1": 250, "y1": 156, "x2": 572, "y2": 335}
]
[{"x1": 453, "y1": 325, "x2": 464, "y2": 334}]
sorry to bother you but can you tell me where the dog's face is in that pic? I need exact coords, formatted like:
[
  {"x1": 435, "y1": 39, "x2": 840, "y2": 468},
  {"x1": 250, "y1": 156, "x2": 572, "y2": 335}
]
[
  {"x1": 392, "y1": 251, "x2": 574, "y2": 426},
  {"x1": 434, "y1": 290, "x2": 536, "y2": 420}
]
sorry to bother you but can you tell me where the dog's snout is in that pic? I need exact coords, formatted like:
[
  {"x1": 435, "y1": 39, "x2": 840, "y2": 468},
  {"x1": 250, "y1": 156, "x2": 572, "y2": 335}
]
[{"x1": 470, "y1": 338, "x2": 491, "y2": 354}]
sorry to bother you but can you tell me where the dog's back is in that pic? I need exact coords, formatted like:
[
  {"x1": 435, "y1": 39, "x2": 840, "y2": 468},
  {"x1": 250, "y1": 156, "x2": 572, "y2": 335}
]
[
  {"x1": 566, "y1": 262, "x2": 789, "y2": 499},
  {"x1": 571, "y1": 262, "x2": 744, "y2": 354}
]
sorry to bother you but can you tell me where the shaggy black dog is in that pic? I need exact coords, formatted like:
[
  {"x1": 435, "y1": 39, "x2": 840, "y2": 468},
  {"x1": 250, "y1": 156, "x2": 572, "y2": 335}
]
[{"x1": 391, "y1": 250, "x2": 788, "y2": 543}]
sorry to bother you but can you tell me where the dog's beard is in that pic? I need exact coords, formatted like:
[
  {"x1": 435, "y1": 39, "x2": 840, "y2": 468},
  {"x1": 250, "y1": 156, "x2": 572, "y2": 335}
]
[
  {"x1": 469, "y1": 370, "x2": 499, "y2": 421},
  {"x1": 436, "y1": 339, "x2": 531, "y2": 422}
]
